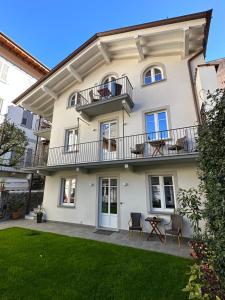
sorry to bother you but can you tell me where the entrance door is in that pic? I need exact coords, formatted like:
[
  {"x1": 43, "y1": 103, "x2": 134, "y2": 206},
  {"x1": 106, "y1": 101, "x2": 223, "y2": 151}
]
[
  {"x1": 100, "y1": 121, "x2": 117, "y2": 160},
  {"x1": 99, "y1": 177, "x2": 118, "y2": 229}
]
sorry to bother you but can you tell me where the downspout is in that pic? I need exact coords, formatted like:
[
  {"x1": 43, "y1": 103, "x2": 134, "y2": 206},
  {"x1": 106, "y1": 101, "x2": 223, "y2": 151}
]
[{"x1": 187, "y1": 50, "x2": 204, "y2": 124}]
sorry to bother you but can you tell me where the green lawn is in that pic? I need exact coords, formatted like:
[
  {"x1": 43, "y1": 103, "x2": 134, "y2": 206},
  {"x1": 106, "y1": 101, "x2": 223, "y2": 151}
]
[{"x1": 0, "y1": 228, "x2": 191, "y2": 300}]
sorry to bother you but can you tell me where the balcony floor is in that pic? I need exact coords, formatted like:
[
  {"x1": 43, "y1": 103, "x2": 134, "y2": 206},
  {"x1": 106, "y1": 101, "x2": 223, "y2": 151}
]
[
  {"x1": 25, "y1": 152, "x2": 198, "y2": 174},
  {"x1": 76, "y1": 94, "x2": 134, "y2": 120}
]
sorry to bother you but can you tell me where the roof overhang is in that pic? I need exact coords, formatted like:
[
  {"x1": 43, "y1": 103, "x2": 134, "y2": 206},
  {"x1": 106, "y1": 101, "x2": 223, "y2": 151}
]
[
  {"x1": 13, "y1": 10, "x2": 212, "y2": 120},
  {"x1": 0, "y1": 32, "x2": 49, "y2": 77}
]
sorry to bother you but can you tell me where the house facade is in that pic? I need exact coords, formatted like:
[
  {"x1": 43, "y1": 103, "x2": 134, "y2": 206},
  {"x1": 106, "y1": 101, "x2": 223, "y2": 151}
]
[
  {"x1": 14, "y1": 10, "x2": 219, "y2": 236},
  {"x1": 0, "y1": 32, "x2": 49, "y2": 190}
]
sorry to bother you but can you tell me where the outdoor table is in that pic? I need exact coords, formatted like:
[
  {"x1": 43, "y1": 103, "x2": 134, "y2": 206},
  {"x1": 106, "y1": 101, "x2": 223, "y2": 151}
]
[
  {"x1": 97, "y1": 87, "x2": 111, "y2": 98},
  {"x1": 146, "y1": 140, "x2": 165, "y2": 156},
  {"x1": 145, "y1": 217, "x2": 165, "y2": 243}
]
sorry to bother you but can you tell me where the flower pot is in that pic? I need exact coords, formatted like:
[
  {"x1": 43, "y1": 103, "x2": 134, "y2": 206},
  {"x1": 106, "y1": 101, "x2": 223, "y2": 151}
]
[
  {"x1": 11, "y1": 211, "x2": 21, "y2": 220},
  {"x1": 37, "y1": 213, "x2": 43, "y2": 223}
]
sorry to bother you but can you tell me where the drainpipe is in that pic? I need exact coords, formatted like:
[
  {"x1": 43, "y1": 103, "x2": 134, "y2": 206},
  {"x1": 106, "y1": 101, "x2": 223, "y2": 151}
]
[{"x1": 187, "y1": 50, "x2": 204, "y2": 124}]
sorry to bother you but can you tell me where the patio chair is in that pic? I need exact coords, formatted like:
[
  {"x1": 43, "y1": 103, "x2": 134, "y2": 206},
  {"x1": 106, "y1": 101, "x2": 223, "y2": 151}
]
[
  {"x1": 168, "y1": 137, "x2": 187, "y2": 152},
  {"x1": 164, "y1": 214, "x2": 183, "y2": 247},
  {"x1": 128, "y1": 212, "x2": 143, "y2": 238},
  {"x1": 130, "y1": 143, "x2": 145, "y2": 156},
  {"x1": 89, "y1": 90, "x2": 99, "y2": 103}
]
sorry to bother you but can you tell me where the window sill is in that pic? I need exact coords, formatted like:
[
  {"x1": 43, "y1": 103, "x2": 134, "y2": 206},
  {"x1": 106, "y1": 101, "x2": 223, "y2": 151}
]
[
  {"x1": 141, "y1": 78, "x2": 166, "y2": 88},
  {"x1": 63, "y1": 150, "x2": 79, "y2": 154},
  {"x1": 57, "y1": 205, "x2": 76, "y2": 209}
]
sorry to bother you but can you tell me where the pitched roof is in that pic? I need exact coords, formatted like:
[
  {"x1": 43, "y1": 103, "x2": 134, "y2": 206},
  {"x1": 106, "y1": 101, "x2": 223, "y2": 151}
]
[
  {"x1": 12, "y1": 9, "x2": 212, "y2": 108},
  {"x1": 0, "y1": 32, "x2": 49, "y2": 77}
]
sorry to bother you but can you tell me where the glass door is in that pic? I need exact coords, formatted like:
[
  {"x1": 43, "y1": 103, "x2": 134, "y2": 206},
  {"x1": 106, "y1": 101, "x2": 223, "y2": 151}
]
[
  {"x1": 100, "y1": 121, "x2": 117, "y2": 160},
  {"x1": 99, "y1": 178, "x2": 118, "y2": 229}
]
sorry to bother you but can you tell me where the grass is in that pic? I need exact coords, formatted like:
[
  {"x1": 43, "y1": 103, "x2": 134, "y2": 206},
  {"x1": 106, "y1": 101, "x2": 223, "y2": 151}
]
[{"x1": 0, "y1": 227, "x2": 191, "y2": 300}]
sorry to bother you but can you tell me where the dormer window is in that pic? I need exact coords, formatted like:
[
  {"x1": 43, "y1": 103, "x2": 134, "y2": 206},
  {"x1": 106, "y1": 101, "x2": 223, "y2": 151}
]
[{"x1": 143, "y1": 66, "x2": 163, "y2": 85}]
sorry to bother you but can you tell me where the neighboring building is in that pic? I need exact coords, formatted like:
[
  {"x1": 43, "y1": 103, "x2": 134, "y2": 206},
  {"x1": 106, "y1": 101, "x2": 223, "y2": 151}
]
[
  {"x1": 14, "y1": 10, "x2": 219, "y2": 236},
  {"x1": 207, "y1": 57, "x2": 225, "y2": 88},
  {"x1": 0, "y1": 32, "x2": 49, "y2": 190}
]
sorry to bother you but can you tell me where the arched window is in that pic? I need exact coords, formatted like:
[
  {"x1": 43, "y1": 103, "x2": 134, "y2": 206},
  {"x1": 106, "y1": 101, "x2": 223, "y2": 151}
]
[
  {"x1": 68, "y1": 92, "x2": 77, "y2": 107},
  {"x1": 101, "y1": 74, "x2": 117, "y2": 97},
  {"x1": 143, "y1": 66, "x2": 163, "y2": 85}
]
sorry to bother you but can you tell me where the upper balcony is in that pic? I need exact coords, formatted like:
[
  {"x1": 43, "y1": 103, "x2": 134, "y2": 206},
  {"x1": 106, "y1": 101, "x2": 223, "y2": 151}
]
[
  {"x1": 75, "y1": 76, "x2": 134, "y2": 120},
  {"x1": 34, "y1": 119, "x2": 51, "y2": 140},
  {"x1": 23, "y1": 126, "x2": 198, "y2": 173}
]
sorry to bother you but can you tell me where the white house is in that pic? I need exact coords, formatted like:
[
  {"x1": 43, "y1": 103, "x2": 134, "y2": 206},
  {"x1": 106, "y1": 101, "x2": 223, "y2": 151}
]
[
  {"x1": 0, "y1": 32, "x2": 49, "y2": 190},
  {"x1": 13, "y1": 10, "x2": 219, "y2": 236}
]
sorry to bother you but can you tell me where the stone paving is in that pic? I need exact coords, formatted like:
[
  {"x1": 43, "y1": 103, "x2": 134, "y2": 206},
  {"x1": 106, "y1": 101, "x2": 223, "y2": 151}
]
[{"x1": 0, "y1": 219, "x2": 190, "y2": 258}]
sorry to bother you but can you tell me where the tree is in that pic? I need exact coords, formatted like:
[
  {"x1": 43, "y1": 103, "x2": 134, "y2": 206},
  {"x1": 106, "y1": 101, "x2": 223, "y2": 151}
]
[
  {"x1": 0, "y1": 120, "x2": 28, "y2": 167},
  {"x1": 198, "y1": 89, "x2": 225, "y2": 290}
]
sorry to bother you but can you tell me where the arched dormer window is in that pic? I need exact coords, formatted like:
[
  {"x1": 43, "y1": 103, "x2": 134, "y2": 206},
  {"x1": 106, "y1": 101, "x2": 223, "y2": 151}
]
[{"x1": 143, "y1": 66, "x2": 164, "y2": 85}]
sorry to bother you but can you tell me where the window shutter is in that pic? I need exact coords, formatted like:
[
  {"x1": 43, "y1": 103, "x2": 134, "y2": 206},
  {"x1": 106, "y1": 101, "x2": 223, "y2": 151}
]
[{"x1": 0, "y1": 64, "x2": 9, "y2": 82}]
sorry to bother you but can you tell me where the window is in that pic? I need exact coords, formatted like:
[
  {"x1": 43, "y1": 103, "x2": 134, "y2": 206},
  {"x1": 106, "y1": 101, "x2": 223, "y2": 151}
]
[
  {"x1": 21, "y1": 110, "x2": 33, "y2": 129},
  {"x1": 60, "y1": 178, "x2": 76, "y2": 206},
  {"x1": 0, "y1": 60, "x2": 9, "y2": 83},
  {"x1": 65, "y1": 128, "x2": 78, "y2": 152},
  {"x1": 145, "y1": 110, "x2": 169, "y2": 140},
  {"x1": 149, "y1": 175, "x2": 175, "y2": 212},
  {"x1": 68, "y1": 92, "x2": 78, "y2": 107},
  {"x1": 143, "y1": 66, "x2": 163, "y2": 85},
  {"x1": 102, "y1": 75, "x2": 117, "y2": 96},
  {"x1": 0, "y1": 98, "x2": 3, "y2": 113}
]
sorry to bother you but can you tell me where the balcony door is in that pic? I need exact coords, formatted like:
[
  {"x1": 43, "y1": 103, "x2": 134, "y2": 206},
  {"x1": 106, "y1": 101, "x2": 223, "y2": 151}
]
[
  {"x1": 100, "y1": 121, "x2": 117, "y2": 160},
  {"x1": 102, "y1": 75, "x2": 116, "y2": 97},
  {"x1": 99, "y1": 177, "x2": 118, "y2": 229}
]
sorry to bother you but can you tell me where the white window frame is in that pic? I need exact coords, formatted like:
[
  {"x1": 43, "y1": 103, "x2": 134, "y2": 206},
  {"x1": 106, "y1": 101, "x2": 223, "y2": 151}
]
[
  {"x1": 143, "y1": 66, "x2": 163, "y2": 85},
  {"x1": 145, "y1": 110, "x2": 169, "y2": 140},
  {"x1": 0, "y1": 60, "x2": 9, "y2": 83},
  {"x1": 68, "y1": 92, "x2": 78, "y2": 108},
  {"x1": 149, "y1": 175, "x2": 176, "y2": 213},
  {"x1": 65, "y1": 128, "x2": 78, "y2": 152},
  {"x1": 60, "y1": 177, "x2": 77, "y2": 207}
]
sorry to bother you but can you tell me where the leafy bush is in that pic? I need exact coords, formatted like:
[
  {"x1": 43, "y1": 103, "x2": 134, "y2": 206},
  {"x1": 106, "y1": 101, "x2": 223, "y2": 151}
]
[{"x1": 198, "y1": 89, "x2": 225, "y2": 290}]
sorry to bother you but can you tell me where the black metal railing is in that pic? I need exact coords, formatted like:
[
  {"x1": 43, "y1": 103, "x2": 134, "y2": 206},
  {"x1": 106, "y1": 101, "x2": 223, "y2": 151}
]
[
  {"x1": 24, "y1": 126, "x2": 198, "y2": 168},
  {"x1": 76, "y1": 76, "x2": 133, "y2": 107}
]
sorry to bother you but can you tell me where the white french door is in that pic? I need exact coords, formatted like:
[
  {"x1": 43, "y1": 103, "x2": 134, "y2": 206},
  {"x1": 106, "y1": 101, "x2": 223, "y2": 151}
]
[
  {"x1": 100, "y1": 121, "x2": 117, "y2": 160},
  {"x1": 99, "y1": 177, "x2": 118, "y2": 229}
]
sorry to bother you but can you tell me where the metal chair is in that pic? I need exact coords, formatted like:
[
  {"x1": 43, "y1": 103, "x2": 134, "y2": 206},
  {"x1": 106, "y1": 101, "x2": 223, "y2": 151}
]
[
  {"x1": 128, "y1": 212, "x2": 143, "y2": 238},
  {"x1": 168, "y1": 137, "x2": 187, "y2": 152},
  {"x1": 164, "y1": 214, "x2": 183, "y2": 247},
  {"x1": 89, "y1": 90, "x2": 99, "y2": 103},
  {"x1": 130, "y1": 143, "x2": 145, "y2": 156}
]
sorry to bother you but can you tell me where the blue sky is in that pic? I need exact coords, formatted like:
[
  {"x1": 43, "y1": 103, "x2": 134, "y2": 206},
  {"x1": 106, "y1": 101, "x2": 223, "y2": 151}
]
[{"x1": 1, "y1": 1, "x2": 224, "y2": 68}]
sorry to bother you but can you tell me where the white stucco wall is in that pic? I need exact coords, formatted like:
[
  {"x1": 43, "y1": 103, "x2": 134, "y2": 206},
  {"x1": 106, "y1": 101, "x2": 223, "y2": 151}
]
[
  {"x1": 50, "y1": 56, "x2": 199, "y2": 149},
  {"x1": 195, "y1": 65, "x2": 219, "y2": 109},
  {"x1": 41, "y1": 54, "x2": 212, "y2": 236},
  {"x1": 0, "y1": 55, "x2": 38, "y2": 187},
  {"x1": 43, "y1": 163, "x2": 199, "y2": 237}
]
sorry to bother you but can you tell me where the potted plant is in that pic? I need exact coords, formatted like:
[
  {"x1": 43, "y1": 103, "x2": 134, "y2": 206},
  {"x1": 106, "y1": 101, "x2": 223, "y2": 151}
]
[
  {"x1": 36, "y1": 205, "x2": 45, "y2": 223},
  {"x1": 8, "y1": 200, "x2": 25, "y2": 220},
  {"x1": 177, "y1": 188, "x2": 204, "y2": 259}
]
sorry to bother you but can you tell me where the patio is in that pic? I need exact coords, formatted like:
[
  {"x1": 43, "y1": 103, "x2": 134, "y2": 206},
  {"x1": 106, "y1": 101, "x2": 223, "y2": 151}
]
[{"x1": 0, "y1": 219, "x2": 190, "y2": 258}]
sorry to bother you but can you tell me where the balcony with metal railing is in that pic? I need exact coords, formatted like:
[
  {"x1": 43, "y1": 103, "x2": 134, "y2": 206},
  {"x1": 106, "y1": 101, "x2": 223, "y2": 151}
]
[
  {"x1": 75, "y1": 76, "x2": 134, "y2": 120},
  {"x1": 34, "y1": 118, "x2": 51, "y2": 140},
  {"x1": 24, "y1": 126, "x2": 198, "y2": 172}
]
